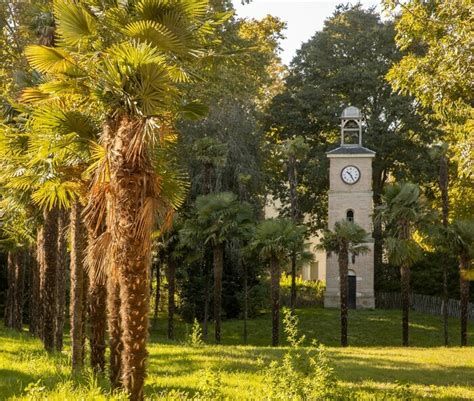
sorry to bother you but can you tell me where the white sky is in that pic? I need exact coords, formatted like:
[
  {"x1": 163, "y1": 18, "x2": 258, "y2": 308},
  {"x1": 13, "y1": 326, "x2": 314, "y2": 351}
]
[{"x1": 233, "y1": 0, "x2": 381, "y2": 65}]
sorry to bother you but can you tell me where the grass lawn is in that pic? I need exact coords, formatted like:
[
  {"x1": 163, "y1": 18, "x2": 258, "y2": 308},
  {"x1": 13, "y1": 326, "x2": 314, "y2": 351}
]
[{"x1": 0, "y1": 308, "x2": 473, "y2": 400}]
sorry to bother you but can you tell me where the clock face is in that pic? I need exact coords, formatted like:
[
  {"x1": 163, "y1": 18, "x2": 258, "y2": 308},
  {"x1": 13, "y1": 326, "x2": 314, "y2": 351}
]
[{"x1": 341, "y1": 165, "x2": 360, "y2": 185}]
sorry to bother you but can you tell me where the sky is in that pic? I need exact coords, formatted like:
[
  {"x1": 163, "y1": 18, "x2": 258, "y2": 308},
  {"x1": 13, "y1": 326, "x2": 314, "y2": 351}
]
[{"x1": 232, "y1": 0, "x2": 381, "y2": 65}]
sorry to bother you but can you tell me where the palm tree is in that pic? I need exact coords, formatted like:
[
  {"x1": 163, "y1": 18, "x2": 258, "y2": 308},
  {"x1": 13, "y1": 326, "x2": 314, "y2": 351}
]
[
  {"x1": 317, "y1": 220, "x2": 369, "y2": 347},
  {"x1": 249, "y1": 218, "x2": 306, "y2": 346},
  {"x1": 182, "y1": 192, "x2": 253, "y2": 343},
  {"x1": 280, "y1": 136, "x2": 309, "y2": 311},
  {"x1": 444, "y1": 219, "x2": 474, "y2": 346},
  {"x1": 25, "y1": 1, "x2": 226, "y2": 397},
  {"x1": 375, "y1": 183, "x2": 425, "y2": 347}
]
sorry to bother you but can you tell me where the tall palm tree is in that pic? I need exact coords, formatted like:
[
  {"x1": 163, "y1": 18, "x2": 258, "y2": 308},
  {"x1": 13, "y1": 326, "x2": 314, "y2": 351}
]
[
  {"x1": 249, "y1": 218, "x2": 307, "y2": 346},
  {"x1": 25, "y1": 1, "x2": 227, "y2": 397},
  {"x1": 182, "y1": 192, "x2": 253, "y2": 343},
  {"x1": 280, "y1": 136, "x2": 309, "y2": 311},
  {"x1": 316, "y1": 220, "x2": 369, "y2": 347},
  {"x1": 444, "y1": 219, "x2": 474, "y2": 346},
  {"x1": 375, "y1": 183, "x2": 425, "y2": 347}
]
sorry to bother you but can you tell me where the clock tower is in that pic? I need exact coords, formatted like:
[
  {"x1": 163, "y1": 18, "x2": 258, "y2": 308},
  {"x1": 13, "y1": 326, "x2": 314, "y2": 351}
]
[{"x1": 324, "y1": 106, "x2": 376, "y2": 309}]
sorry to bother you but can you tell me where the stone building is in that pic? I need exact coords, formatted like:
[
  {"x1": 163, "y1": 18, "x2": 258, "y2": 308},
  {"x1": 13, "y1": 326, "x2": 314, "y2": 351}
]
[{"x1": 324, "y1": 106, "x2": 375, "y2": 309}]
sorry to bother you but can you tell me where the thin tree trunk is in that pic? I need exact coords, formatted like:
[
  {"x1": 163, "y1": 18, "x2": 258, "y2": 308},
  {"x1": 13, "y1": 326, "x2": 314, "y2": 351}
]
[
  {"x1": 55, "y1": 211, "x2": 68, "y2": 351},
  {"x1": 338, "y1": 246, "x2": 349, "y2": 347},
  {"x1": 213, "y1": 245, "x2": 224, "y2": 343},
  {"x1": 203, "y1": 265, "x2": 210, "y2": 340},
  {"x1": 243, "y1": 263, "x2": 248, "y2": 345},
  {"x1": 42, "y1": 207, "x2": 59, "y2": 353},
  {"x1": 288, "y1": 155, "x2": 298, "y2": 312},
  {"x1": 107, "y1": 274, "x2": 123, "y2": 388},
  {"x1": 400, "y1": 264, "x2": 410, "y2": 347},
  {"x1": 29, "y1": 247, "x2": 39, "y2": 336},
  {"x1": 36, "y1": 228, "x2": 45, "y2": 340},
  {"x1": 167, "y1": 258, "x2": 176, "y2": 340},
  {"x1": 439, "y1": 153, "x2": 449, "y2": 346},
  {"x1": 70, "y1": 201, "x2": 86, "y2": 371},
  {"x1": 153, "y1": 261, "x2": 160, "y2": 330},
  {"x1": 108, "y1": 115, "x2": 152, "y2": 401},
  {"x1": 459, "y1": 254, "x2": 470, "y2": 346},
  {"x1": 12, "y1": 250, "x2": 25, "y2": 331},
  {"x1": 270, "y1": 257, "x2": 281, "y2": 347},
  {"x1": 4, "y1": 251, "x2": 14, "y2": 328}
]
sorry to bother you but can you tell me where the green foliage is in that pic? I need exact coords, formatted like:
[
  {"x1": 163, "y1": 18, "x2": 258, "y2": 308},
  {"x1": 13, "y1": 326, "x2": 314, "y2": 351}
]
[
  {"x1": 258, "y1": 308, "x2": 338, "y2": 400},
  {"x1": 187, "y1": 318, "x2": 204, "y2": 347},
  {"x1": 250, "y1": 218, "x2": 307, "y2": 263},
  {"x1": 376, "y1": 182, "x2": 428, "y2": 268},
  {"x1": 317, "y1": 220, "x2": 370, "y2": 258},
  {"x1": 266, "y1": 4, "x2": 436, "y2": 231}
]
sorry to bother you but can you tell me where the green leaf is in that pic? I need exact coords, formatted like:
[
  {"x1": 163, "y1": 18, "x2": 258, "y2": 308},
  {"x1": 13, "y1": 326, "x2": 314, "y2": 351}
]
[{"x1": 53, "y1": 0, "x2": 97, "y2": 47}]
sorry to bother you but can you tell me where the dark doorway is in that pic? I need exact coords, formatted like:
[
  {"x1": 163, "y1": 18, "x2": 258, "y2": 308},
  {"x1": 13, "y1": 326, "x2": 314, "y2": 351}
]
[{"x1": 348, "y1": 275, "x2": 356, "y2": 309}]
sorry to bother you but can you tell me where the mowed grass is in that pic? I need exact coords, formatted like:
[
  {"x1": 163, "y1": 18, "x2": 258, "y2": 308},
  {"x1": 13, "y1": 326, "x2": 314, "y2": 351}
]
[{"x1": 0, "y1": 308, "x2": 473, "y2": 400}]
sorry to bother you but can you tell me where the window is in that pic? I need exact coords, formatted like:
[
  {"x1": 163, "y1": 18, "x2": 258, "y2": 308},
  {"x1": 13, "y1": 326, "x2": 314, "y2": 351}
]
[{"x1": 346, "y1": 209, "x2": 354, "y2": 222}]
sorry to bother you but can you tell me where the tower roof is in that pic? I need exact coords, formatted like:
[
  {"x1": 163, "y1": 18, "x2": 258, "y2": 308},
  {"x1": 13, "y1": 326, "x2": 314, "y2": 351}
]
[
  {"x1": 341, "y1": 106, "x2": 362, "y2": 119},
  {"x1": 327, "y1": 146, "x2": 375, "y2": 156}
]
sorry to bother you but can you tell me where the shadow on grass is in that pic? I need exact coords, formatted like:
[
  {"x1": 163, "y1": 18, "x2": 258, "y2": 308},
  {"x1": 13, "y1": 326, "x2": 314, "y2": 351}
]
[{"x1": 0, "y1": 369, "x2": 37, "y2": 400}]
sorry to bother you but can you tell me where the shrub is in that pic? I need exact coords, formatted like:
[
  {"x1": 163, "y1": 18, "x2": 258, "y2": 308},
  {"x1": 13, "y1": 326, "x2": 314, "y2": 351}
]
[{"x1": 257, "y1": 308, "x2": 338, "y2": 400}]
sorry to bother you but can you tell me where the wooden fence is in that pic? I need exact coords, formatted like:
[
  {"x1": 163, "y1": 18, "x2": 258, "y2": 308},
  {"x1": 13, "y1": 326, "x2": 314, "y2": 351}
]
[{"x1": 376, "y1": 292, "x2": 474, "y2": 321}]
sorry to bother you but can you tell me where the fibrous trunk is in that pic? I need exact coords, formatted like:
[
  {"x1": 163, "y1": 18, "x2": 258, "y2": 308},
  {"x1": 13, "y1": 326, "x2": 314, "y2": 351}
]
[
  {"x1": 36, "y1": 228, "x2": 45, "y2": 340},
  {"x1": 213, "y1": 245, "x2": 224, "y2": 343},
  {"x1": 107, "y1": 115, "x2": 153, "y2": 401},
  {"x1": 167, "y1": 258, "x2": 176, "y2": 340},
  {"x1": 400, "y1": 264, "x2": 410, "y2": 347},
  {"x1": 55, "y1": 210, "x2": 68, "y2": 351},
  {"x1": 42, "y1": 207, "x2": 59, "y2": 352},
  {"x1": 459, "y1": 254, "x2": 470, "y2": 346},
  {"x1": 338, "y1": 246, "x2": 349, "y2": 347},
  {"x1": 70, "y1": 201, "x2": 87, "y2": 371},
  {"x1": 107, "y1": 274, "x2": 123, "y2": 388},
  {"x1": 270, "y1": 257, "x2": 281, "y2": 347},
  {"x1": 29, "y1": 246, "x2": 40, "y2": 336},
  {"x1": 153, "y1": 261, "x2": 160, "y2": 330},
  {"x1": 88, "y1": 243, "x2": 107, "y2": 372}
]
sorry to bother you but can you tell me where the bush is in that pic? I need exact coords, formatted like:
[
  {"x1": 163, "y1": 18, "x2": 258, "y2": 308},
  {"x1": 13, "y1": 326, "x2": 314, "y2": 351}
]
[{"x1": 256, "y1": 308, "x2": 338, "y2": 400}]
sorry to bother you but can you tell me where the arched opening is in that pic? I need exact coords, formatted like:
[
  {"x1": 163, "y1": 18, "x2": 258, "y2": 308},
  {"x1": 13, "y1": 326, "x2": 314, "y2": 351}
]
[
  {"x1": 346, "y1": 209, "x2": 354, "y2": 222},
  {"x1": 348, "y1": 270, "x2": 357, "y2": 309}
]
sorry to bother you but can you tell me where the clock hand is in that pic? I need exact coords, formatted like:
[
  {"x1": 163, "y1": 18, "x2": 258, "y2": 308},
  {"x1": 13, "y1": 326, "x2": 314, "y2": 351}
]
[{"x1": 347, "y1": 171, "x2": 354, "y2": 180}]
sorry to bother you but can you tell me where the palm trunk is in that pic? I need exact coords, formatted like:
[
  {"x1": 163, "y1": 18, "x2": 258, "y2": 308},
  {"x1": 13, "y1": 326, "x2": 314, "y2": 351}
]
[
  {"x1": 55, "y1": 211, "x2": 68, "y2": 351},
  {"x1": 338, "y1": 245, "x2": 349, "y2": 347},
  {"x1": 400, "y1": 264, "x2": 410, "y2": 347},
  {"x1": 153, "y1": 261, "x2": 160, "y2": 330},
  {"x1": 42, "y1": 207, "x2": 59, "y2": 353},
  {"x1": 203, "y1": 264, "x2": 210, "y2": 340},
  {"x1": 108, "y1": 115, "x2": 152, "y2": 401},
  {"x1": 288, "y1": 155, "x2": 298, "y2": 312},
  {"x1": 439, "y1": 153, "x2": 449, "y2": 346},
  {"x1": 70, "y1": 201, "x2": 86, "y2": 371},
  {"x1": 213, "y1": 245, "x2": 224, "y2": 343},
  {"x1": 29, "y1": 246, "x2": 39, "y2": 336},
  {"x1": 459, "y1": 253, "x2": 470, "y2": 346},
  {"x1": 36, "y1": 228, "x2": 45, "y2": 340},
  {"x1": 12, "y1": 250, "x2": 25, "y2": 331},
  {"x1": 270, "y1": 257, "x2": 281, "y2": 347},
  {"x1": 107, "y1": 274, "x2": 123, "y2": 388},
  {"x1": 167, "y1": 258, "x2": 176, "y2": 340},
  {"x1": 88, "y1": 257, "x2": 107, "y2": 372},
  {"x1": 4, "y1": 251, "x2": 14, "y2": 328},
  {"x1": 243, "y1": 263, "x2": 248, "y2": 345}
]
